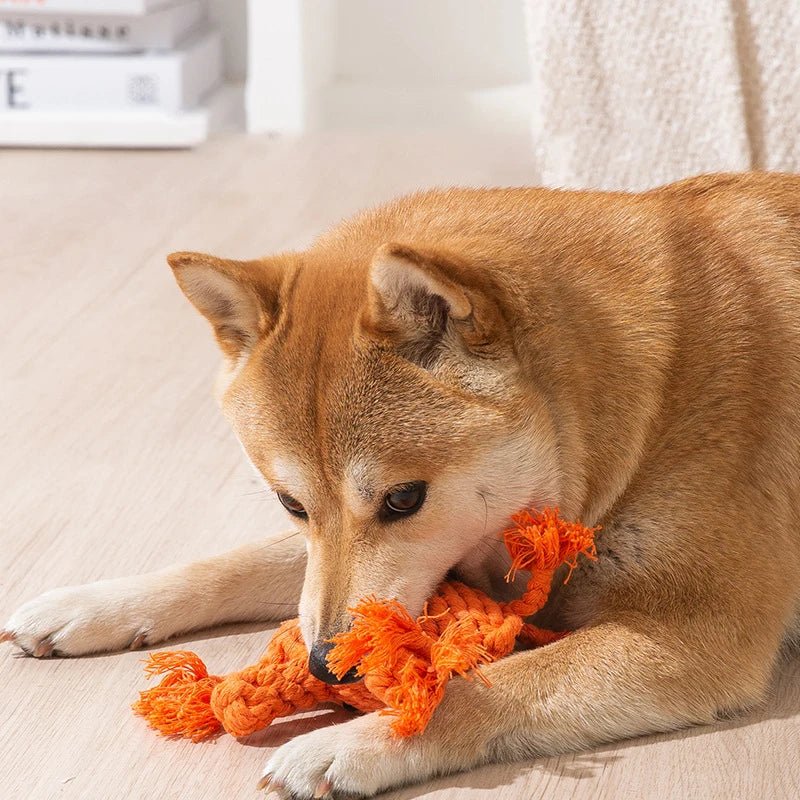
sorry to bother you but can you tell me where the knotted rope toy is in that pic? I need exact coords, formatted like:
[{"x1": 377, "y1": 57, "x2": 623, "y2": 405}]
[{"x1": 133, "y1": 508, "x2": 597, "y2": 741}]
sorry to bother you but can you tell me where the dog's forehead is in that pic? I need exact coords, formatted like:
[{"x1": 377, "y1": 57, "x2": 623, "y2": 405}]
[
  {"x1": 266, "y1": 340, "x2": 455, "y2": 446},
  {"x1": 226, "y1": 256, "x2": 500, "y2": 489},
  {"x1": 233, "y1": 332, "x2": 490, "y2": 489}
]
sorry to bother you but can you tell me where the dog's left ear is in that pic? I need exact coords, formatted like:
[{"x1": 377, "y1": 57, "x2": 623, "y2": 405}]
[
  {"x1": 168, "y1": 251, "x2": 281, "y2": 360},
  {"x1": 363, "y1": 243, "x2": 505, "y2": 360}
]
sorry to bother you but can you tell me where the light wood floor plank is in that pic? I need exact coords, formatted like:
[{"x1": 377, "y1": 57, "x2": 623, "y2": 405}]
[{"x1": 0, "y1": 132, "x2": 797, "y2": 799}]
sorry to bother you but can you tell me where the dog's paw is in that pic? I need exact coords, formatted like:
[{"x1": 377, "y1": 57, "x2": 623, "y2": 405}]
[
  {"x1": 259, "y1": 712, "x2": 437, "y2": 798},
  {"x1": 1, "y1": 578, "x2": 158, "y2": 657}
]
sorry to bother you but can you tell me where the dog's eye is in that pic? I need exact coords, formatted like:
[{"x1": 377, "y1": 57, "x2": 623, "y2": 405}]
[
  {"x1": 382, "y1": 482, "x2": 427, "y2": 520},
  {"x1": 277, "y1": 492, "x2": 307, "y2": 519}
]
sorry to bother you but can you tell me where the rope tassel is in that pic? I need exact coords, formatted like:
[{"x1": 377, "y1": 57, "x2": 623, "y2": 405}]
[
  {"x1": 133, "y1": 507, "x2": 597, "y2": 741},
  {"x1": 133, "y1": 651, "x2": 223, "y2": 742}
]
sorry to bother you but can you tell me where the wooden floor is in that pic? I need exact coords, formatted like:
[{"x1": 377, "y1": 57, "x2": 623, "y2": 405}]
[{"x1": 1, "y1": 132, "x2": 798, "y2": 800}]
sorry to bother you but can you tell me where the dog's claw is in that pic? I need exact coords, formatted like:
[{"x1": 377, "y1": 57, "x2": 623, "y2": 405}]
[
  {"x1": 256, "y1": 774, "x2": 279, "y2": 792},
  {"x1": 313, "y1": 779, "x2": 332, "y2": 798},
  {"x1": 129, "y1": 631, "x2": 147, "y2": 650},
  {"x1": 0, "y1": 630, "x2": 13, "y2": 644},
  {"x1": 32, "y1": 637, "x2": 54, "y2": 658}
]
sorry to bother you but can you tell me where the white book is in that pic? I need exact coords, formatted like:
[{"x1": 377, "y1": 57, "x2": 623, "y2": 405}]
[
  {"x1": 0, "y1": 0, "x2": 174, "y2": 15},
  {"x1": 0, "y1": 26, "x2": 221, "y2": 112},
  {"x1": 0, "y1": 1, "x2": 204, "y2": 52},
  {"x1": 0, "y1": 83, "x2": 242, "y2": 147}
]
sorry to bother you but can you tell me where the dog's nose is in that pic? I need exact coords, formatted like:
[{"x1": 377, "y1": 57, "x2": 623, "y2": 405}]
[{"x1": 308, "y1": 640, "x2": 360, "y2": 685}]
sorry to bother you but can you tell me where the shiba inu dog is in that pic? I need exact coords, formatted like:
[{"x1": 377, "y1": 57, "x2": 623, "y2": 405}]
[{"x1": 4, "y1": 172, "x2": 800, "y2": 798}]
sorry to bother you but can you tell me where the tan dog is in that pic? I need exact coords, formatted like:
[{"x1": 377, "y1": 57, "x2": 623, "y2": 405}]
[{"x1": 4, "y1": 173, "x2": 800, "y2": 797}]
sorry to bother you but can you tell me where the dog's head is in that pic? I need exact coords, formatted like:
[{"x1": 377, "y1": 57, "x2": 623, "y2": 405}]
[{"x1": 169, "y1": 227, "x2": 560, "y2": 681}]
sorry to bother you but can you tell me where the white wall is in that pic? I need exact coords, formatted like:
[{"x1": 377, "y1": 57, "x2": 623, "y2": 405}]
[
  {"x1": 245, "y1": 0, "x2": 531, "y2": 133},
  {"x1": 334, "y1": 0, "x2": 529, "y2": 88},
  {"x1": 208, "y1": 0, "x2": 248, "y2": 81},
  {"x1": 326, "y1": 0, "x2": 530, "y2": 131}
]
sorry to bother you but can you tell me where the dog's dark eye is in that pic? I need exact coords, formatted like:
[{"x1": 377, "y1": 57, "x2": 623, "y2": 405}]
[
  {"x1": 277, "y1": 492, "x2": 307, "y2": 519},
  {"x1": 382, "y1": 482, "x2": 427, "y2": 520}
]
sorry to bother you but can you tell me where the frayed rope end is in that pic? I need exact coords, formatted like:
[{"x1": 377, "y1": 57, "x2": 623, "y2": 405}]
[{"x1": 132, "y1": 651, "x2": 223, "y2": 742}]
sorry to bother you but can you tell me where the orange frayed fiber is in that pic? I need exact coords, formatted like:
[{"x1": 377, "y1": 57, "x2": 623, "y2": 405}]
[{"x1": 133, "y1": 507, "x2": 597, "y2": 741}]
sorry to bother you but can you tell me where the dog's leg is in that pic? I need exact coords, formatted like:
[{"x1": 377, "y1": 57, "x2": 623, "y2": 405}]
[
  {"x1": 1, "y1": 530, "x2": 305, "y2": 657},
  {"x1": 260, "y1": 611, "x2": 775, "y2": 798}
]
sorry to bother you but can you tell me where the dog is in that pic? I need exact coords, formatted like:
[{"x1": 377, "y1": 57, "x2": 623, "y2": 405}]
[{"x1": 4, "y1": 172, "x2": 800, "y2": 797}]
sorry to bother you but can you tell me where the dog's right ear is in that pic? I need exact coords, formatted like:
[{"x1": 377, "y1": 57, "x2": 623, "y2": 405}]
[
  {"x1": 167, "y1": 251, "x2": 281, "y2": 360},
  {"x1": 363, "y1": 243, "x2": 507, "y2": 363}
]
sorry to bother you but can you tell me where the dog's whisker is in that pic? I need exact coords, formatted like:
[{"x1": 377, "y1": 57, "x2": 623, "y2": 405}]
[
  {"x1": 478, "y1": 487, "x2": 525, "y2": 506},
  {"x1": 253, "y1": 531, "x2": 303, "y2": 551},
  {"x1": 474, "y1": 532, "x2": 508, "y2": 562},
  {"x1": 478, "y1": 490, "x2": 489, "y2": 541}
]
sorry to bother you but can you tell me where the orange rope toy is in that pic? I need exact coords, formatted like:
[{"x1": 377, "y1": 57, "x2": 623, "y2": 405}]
[{"x1": 133, "y1": 508, "x2": 597, "y2": 741}]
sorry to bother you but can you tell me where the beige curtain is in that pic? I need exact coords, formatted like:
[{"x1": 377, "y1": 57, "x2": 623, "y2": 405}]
[{"x1": 524, "y1": 0, "x2": 800, "y2": 190}]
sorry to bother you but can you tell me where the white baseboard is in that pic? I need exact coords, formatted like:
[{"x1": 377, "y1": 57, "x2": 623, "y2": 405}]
[{"x1": 321, "y1": 81, "x2": 533, "y2": 134}]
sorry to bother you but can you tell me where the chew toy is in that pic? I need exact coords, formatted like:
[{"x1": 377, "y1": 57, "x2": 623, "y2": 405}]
[{"x1": 133, "y1": 508, "x2": 596, "y2": 741}]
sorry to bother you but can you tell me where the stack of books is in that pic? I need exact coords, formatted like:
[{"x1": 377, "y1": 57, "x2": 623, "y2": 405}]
[{"x1": 0, "y1": 0, "x2": 237, "y2": 147}]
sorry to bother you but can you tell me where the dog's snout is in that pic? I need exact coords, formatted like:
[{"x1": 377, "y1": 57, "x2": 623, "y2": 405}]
[{"x1": 308, "y1": 640, "x2": 360, "y2": 685}]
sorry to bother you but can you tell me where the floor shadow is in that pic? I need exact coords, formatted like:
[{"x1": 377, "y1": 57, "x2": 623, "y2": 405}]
[
  {"x1": 238, "y1": 705, "x2": 357, "y2": 749},
  {"x1": 377, "y1": 652, "x2": 800, "y2": 798},
  {"x1": 140, "y1": 619, "x2": 279, "y2": 648},
  {"x1": 5, "y1": 618, "x2": 278, "y2": 662}
]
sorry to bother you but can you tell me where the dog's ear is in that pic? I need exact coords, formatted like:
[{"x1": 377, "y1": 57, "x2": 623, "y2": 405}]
[
  {"x1": 363, "y1": 243, "x2": 505, "y2": 362},
  {"x1": 168, "y1": 251, "x2": 281, "y2": 360}
]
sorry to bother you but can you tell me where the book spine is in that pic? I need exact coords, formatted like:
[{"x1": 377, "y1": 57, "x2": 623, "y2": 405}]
[
  {"x1": 0, "y1": 2, "x2": 204, "y2": 52},
  {"x1": 0, "y1": 1, "x2": 169, "y2": 15},
  {"x1": 0, "y1": 85, "x2": 241, "y2": 148},
  {"x1": 0, "y1": 17, "x2": 138, "y2": 50},
  {"x1": 0, "y1": 29, "x2": 220, "y2": 112}
]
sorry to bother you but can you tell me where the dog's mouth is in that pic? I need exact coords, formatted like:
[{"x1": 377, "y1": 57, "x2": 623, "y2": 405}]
[{"x1": 445, "y1": 566, "x2": 463, "y2": 583}]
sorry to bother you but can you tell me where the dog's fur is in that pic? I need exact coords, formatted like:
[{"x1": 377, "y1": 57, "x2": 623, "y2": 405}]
[{"x1": 4, "y1": 173, "x2": 800, "y2": 797}]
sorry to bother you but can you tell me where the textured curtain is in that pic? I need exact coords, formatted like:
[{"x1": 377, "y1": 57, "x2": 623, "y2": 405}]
[{"x1": 524, "y1": 0, "x2": 800, "y2": 190}]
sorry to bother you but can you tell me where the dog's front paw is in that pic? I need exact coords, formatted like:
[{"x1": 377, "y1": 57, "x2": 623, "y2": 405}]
[
  {"x1": 1, "y1": 578, "x2": 159, "y2": 657},
  {"x1": 260, "y1": 712, "x2": 443, "y2": 798}
]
